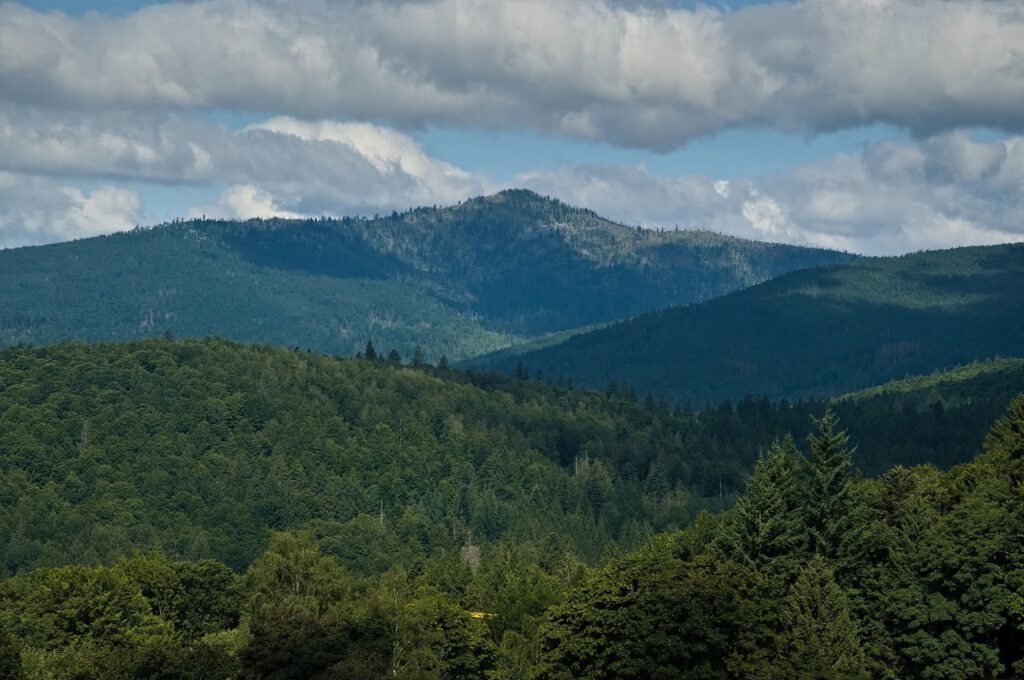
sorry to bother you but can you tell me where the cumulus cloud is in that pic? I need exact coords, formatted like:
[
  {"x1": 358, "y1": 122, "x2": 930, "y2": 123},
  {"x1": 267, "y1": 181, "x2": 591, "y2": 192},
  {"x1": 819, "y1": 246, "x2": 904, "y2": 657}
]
[
  {"x1": 1, "y1": 0, "x2": 1023, "y2": 149},
  {"x1": 0, "y1": 173, "x2": 143, "y2": 248},
  {"x1": 515, "y1": 131, "x2": 1024, "y2": 255},
  {"x1": 0, "y1": 107, "x2": 485, "y2": 217}
]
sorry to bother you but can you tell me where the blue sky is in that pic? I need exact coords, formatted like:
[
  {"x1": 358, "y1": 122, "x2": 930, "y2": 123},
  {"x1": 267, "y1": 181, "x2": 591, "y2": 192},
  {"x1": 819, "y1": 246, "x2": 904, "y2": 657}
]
[{"x1": 3, "y1": 0, "x2": 1024, "y2": 254}]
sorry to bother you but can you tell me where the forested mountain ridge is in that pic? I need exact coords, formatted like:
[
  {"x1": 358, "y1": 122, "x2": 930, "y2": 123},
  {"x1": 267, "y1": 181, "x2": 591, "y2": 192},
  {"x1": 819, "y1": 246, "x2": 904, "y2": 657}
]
[
  {"x1": 0, "y1": 336, "x2": 1012, "y2": 578},
  {"x1": 487, "y1": 242, "x2": 1024, "y2": 402},
  {"x1": 839, "y1": 355, "x2": 1024, "y2": 407},
  {"x1": 1, "y1": 351, "x2": 1021, "y2": 678},
  {"x1": 0, "y1": 190, "x2": 853, "y2": 361}
]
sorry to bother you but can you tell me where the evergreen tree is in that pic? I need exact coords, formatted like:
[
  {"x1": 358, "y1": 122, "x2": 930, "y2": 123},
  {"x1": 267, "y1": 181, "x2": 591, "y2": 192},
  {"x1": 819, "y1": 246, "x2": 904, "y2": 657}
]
[
  {"x1": 983, "y1": 393, "x2": 1024, "y2": 465},
  {"x1": 715, "y1": 436, "x2": 806, "y2": 578},
  {"x1": 364, "y1": 340, "x2": 379, "y2": 361},
  {"x1": 438, "y1": 354, "x2": 449, "y2": 371},
  {"x1": 783, "y1": 556, "x2": 868, "y2": 680},
  {"x1": 805, "y1": 409, "x2": 855, "y2": 558},
  {"x1": 387, "y1": 348, "x2": 402, "y2": 364},
  {"x1": 411, "y1": 344, "x2": 426, "y2": 368},
  {"x1": 515, "y1": 361, "x2": 529, "y2": 380}
]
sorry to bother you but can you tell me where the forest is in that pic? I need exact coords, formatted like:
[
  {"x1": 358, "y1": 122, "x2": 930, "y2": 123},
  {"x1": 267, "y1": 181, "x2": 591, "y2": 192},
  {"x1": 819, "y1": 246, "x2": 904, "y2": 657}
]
[
  {"x1": 490, "y1": 243, "x2": 1024, "y2": 403},
  {"x1": 0, "y1": 340, "x2": 1021, "y2": 677},
  {"x1": 0, "y1": 190, "x2": 850, "y2": 362},
  {"x1": 0, "y1": 338, "x2": 1022, "y2": 677}
]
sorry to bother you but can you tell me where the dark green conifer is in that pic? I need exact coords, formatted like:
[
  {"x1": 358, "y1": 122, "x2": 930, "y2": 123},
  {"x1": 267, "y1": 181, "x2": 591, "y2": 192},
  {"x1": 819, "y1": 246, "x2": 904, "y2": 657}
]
[
  {"x1": 805, "y1": 409, "x2": 855, "y2": 558},
  {"x1": 715, "y1": 436, "x2": 806, "y2": 578},
  {"x1": 784, "y1": 555, "x2": 869, "y2": 679}
]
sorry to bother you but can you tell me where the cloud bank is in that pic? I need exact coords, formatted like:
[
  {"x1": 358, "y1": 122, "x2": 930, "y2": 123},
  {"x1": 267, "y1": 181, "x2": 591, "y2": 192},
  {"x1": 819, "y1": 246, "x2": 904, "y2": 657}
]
[
  {"x1": 2, "y1": 0, "x2": 1023, "y2": 149},
  {"x1": 1, "y1": 0, "x2": 1023, "y2": 254},
  {"x1": 517, "y1": 131, "x2": 1024, "y2": 255}
]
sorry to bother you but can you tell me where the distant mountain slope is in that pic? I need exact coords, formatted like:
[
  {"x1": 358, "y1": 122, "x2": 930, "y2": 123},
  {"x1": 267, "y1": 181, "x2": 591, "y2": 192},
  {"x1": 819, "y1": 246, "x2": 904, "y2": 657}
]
[
  {"x1": 0, "y1": 190, "x2": 853, "y2": 360},
  {"x1": 486, "y1": 243, "x2": 1024, "y2": 402},
  {"x1": 839, "y1": 356, "x2": 1024, "y2": 407},
  {"x1": 829, "y1": 357, "x2": 1024, "y2": 472}
]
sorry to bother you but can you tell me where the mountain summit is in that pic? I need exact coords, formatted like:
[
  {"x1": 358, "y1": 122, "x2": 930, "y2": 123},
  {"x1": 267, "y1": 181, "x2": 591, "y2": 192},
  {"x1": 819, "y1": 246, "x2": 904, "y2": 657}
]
[{"x1": 0, "y1": 190, "x2": 853, "y2": 360}]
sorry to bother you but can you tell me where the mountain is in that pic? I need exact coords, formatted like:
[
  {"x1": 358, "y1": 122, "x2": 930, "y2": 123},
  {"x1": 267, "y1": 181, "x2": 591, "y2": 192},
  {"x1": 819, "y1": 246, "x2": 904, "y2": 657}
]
[
  {"x1": 0, "y1": 190, "x2": 853, "y2": 361},
  {"x1": 485, "y1": 243, "x2": 1024, "y2": 402}
]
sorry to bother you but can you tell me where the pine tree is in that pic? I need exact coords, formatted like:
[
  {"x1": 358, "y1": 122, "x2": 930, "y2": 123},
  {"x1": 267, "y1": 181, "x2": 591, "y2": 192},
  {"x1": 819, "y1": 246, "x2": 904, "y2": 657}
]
[
  {"x1": 438, "y1": 354, "x2": 449, "y2": 371},
  {"x1": 783, "y1": 556, "x2": 869, "y2": 679},
  {"x1": 364, "y1": 340, "x2": 378, "y2": 361},
  {"x1": 411, "y1": 344, "x2": 425, "y2": 368},
  {"x1": 983, "y1": 394, "x2": 1024, "y2": 463},
  {"x1": 805, "y1": 409, "x2": 855, "y2": 558},
  {"x1": 715, "y1": 436, "x2": 806, "y2": 578},
  {"x1": 387, "y1": 348, "x2": 401, "y2": 364},
  {"x1": 515, "y1": 361, "x2": 528, "y2": 380}
]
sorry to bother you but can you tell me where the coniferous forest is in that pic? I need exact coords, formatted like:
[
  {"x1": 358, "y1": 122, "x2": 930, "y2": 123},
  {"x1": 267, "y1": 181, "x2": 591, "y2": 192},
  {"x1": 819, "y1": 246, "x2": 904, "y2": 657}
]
[
  {"x1": 5, "y1": 0, "x2": 1024, "y2": 677},
  {"x1": 0, "y1": 338, "x2": 1022, "y2": 678}
]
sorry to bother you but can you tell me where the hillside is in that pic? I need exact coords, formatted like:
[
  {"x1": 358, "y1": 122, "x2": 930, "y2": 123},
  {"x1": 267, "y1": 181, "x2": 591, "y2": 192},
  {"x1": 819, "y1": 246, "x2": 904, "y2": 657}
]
[
  {"x1": 2, "y1": 358, "x2": 1021, "y2": 679},
  {"x1": 839, "y1": 356, "x2": 1024, "y2": 406},
  {"x1": 0, "y1": 190, "x2": 853, "y2": 361},
  {"x1": 0, "y1": 338, "x2": 733, "y2": 576},
  {"x1": 486, "y1": 243, "x2": 1024, "y2": 402}
]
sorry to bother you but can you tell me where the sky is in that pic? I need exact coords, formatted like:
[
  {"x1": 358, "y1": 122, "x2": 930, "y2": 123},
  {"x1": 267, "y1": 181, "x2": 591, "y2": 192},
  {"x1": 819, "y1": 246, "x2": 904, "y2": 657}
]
[{"x1": 2, "y1": 0, "x2": 1024, "y2": 255}]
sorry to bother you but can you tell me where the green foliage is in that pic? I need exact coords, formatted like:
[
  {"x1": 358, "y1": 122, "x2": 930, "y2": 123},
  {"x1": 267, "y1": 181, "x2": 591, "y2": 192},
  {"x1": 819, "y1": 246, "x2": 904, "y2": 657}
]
[
  {"x1": 537, "y1": 399, "x2": 1024, "y2": 679},
  {"x1": 2, "y1": 384, "x2": 1024, "y2": 678},
  {"x1": 0, "y1": 338, "x2": 748, "y2": 575},
  {"x1": 805, "y1": 409, "x2": 855, "y2": 559},
  {"x1": 0, "y1": 191, "x2": 852, "y2": 363},
  {"x1": 713, "y1": 436, "x2": 805, "y2": 579},
  {"x1": 0, "y1": 628, "x2": 23, "y2": 680},
  {"x1": 490, "y1": 243, "x2": 1024, "y2": 402},
  {"x1": 782, "y1": 556, "x2": 868, "y2": 679}
]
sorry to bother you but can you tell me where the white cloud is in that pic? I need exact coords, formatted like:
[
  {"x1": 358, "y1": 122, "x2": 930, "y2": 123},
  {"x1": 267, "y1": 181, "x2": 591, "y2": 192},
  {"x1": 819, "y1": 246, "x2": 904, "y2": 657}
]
[
  {"x1": 198, "y1": 184, "x2": 303, "y2": 220},
  {"x1": 0, "y1": 107, "x2": 485, "y2": 217},
  {"x1": 2, "y1": 0, "x2": 1023, "y2": 149},
  {"x1": 515, "y1": 131, "x2": 1024, "y2": 255},
  {"x1": 0, "y1": 173, "x2": 143, "y2": 248}
]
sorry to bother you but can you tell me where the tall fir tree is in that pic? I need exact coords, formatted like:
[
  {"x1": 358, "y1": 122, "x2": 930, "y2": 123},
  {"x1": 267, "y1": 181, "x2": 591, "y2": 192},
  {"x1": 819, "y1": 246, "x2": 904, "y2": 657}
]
[
  {"x1": 783, "y1": 555, "x2": 869, "y2": 680},
  {"x1": 805, "y1": 409, "x2": 855, "y2": 559},
  {"x1": 714, "y1": 436, "x2": 807, "y2": 579}
]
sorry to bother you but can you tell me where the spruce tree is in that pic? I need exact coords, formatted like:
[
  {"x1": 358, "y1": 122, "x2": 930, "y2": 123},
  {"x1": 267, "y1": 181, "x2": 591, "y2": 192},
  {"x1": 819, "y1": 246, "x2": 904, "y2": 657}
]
[
  {"x1": 715, "y1": 436, "x2": 806, "y2": 578},
  {"x1": 515, "y1": 361, "x2": 528, "y2": 380},
  {"x1": 784, "y1": 555, "x2": 869, "y2": 679},
  {"x1": 411, "y1": 344, "x2": 425, "y2": 368},
  {"x1": 805, "y1": 409, "x2": 855, "y2": 558},
  {"x1": 364, "y1": 340, "x2": 378, "y2": 361}
]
